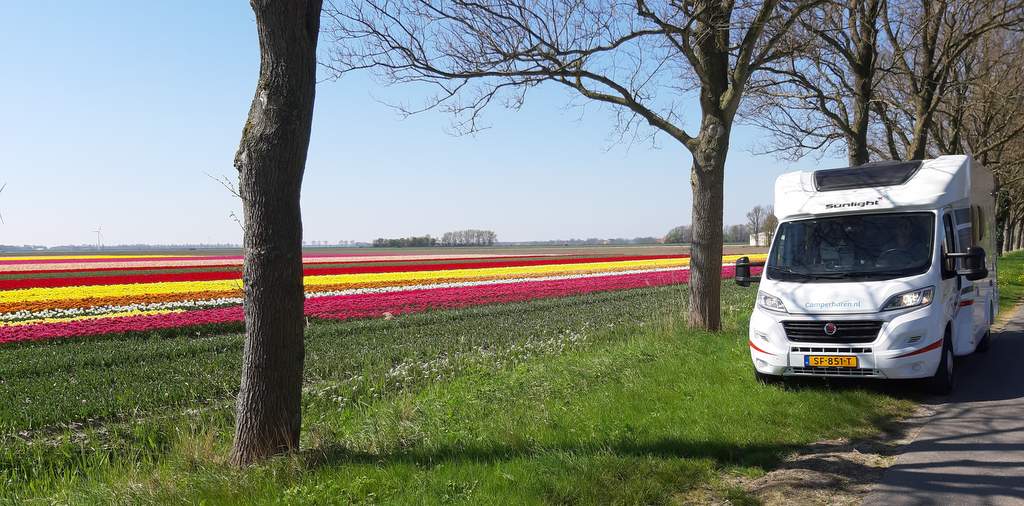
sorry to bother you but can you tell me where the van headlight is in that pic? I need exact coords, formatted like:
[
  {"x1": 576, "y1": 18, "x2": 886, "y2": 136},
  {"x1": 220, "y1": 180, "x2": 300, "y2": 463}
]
[
  {"x1": 881, "y1": 286, "x2": 934, "y2": 311},
  {"x1": 758, "y1": 292, "x2": 788, "y2": 313}
]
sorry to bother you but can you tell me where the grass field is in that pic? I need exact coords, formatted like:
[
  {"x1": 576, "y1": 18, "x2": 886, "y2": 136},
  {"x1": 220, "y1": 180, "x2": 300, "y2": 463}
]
[{"x1": 1, "y1": 277, "x2": 913, "y2": 504}]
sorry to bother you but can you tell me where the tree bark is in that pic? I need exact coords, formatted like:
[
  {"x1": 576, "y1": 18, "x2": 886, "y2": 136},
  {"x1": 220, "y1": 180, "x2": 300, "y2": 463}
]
[
  {"x1": 231, "y1": 0, "x2": 322, "y2": 467},
  {"x1": 688, "y1": 114, "x2": 729, "y2": 331}
]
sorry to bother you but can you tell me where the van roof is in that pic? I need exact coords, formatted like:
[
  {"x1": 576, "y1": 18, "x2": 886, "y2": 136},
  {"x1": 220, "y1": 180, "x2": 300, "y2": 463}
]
[{"x1": 774, "y1": 155, "x2": 971, "y2": 221}]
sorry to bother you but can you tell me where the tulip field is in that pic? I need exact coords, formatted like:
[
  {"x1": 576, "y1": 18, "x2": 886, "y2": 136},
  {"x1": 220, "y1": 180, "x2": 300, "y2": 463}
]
[{"x1": 0, "y1": 249, "x2": 765, "y2": 344}]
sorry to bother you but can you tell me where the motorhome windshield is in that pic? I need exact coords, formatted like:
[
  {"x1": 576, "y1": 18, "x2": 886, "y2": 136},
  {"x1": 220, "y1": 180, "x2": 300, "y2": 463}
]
[{"x1": 766, "y1": 212, "x2": 934, "y2": 282}]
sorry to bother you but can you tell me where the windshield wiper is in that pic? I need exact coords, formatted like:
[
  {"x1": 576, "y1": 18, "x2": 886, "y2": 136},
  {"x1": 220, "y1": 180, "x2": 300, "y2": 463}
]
[
  {"x1": 769, "y1": 269, "x2": 902, "y2": 280},
  {"x1": 800, "y1": 272, "x2": 849, "y2": 279},
  {"x1": 807, "y1": 269, "x2": 916, "y2": 280},
  {"x1": 845, "y1": 269, "x2": 915, "y2": 278},
  {"x1": 767, "y1": 266, "x2": 813, "y2": 278}
]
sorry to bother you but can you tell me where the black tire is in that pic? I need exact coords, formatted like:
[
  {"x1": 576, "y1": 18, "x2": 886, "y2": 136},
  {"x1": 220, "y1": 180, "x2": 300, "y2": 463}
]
[
  {"x1": 926, "y1": 334, "x2": 955, "y2": 395},
  {"x1": 755, "y1": 370, "x2": 782, "y2": 386},
  {"x1": 976, "y1": 329, "x2": 991, "y2": 353}
]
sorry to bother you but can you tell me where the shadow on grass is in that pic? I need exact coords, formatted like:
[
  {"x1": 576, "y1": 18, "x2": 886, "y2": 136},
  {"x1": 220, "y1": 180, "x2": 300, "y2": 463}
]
[
  {"x1": 297, "y1": 371, "x2": 917, "y2": 482},
  {"x1": 304, "y1": 436, "x2": 804, "y2": 475},
  {"x1": 771, "y1": 376, "x2": 926, "y2": 400}
]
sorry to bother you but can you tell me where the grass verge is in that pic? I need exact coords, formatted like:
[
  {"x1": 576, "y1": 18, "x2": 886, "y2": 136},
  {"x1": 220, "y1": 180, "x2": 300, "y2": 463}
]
[
  {"x1": 998, "y1": 251, "x2": 1024, "y2": 313},
  {"x1": 2, "y1": 284, "x2": 912, "y2": 504}
]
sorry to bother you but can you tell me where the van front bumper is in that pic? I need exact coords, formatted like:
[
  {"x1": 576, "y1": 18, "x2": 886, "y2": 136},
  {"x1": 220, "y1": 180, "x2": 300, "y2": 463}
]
[{"x1": 749, "y1": 305, "x2": 944, "y2": 379}]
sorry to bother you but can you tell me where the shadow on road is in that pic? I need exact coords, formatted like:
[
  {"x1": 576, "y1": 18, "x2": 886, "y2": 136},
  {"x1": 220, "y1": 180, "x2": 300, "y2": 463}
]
[{"x1": 863, "y1": 315, "x2": 1024, "y2": 505}]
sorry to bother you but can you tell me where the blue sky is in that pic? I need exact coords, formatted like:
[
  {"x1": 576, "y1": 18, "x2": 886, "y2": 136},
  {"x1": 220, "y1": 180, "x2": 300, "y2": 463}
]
[{"x1": 0, "y1": 2, "x2": 845, "y2": 246}]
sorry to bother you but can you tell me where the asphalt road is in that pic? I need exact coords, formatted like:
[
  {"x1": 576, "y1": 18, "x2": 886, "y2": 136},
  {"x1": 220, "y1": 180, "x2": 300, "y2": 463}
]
[{"x1": 865, "y1": 306, "x2": 1024, "y2": 505}]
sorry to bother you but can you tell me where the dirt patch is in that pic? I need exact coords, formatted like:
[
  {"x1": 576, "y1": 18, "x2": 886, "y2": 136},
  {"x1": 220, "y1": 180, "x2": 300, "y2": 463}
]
[
  {"x1": 740, "y1": 404, "x2": 934, "y2": 505},
  {"x1": 993, "y1": 309, "x2": 1017, "y2": 331},
  {"x1": 676, "y1": 404, "x2": 934, "y2": 505}
]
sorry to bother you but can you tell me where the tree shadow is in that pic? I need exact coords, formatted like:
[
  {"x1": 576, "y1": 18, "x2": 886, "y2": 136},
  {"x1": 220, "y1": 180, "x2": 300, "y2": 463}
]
[{"x1": 302, "y1": 436, "x2": 803, "y2": 474}]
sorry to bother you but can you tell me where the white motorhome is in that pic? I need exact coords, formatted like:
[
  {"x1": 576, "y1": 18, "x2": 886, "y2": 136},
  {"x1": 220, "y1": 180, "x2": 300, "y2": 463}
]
[{"x1": 735, "y1": 155, "x2": 996, "y2": 393}]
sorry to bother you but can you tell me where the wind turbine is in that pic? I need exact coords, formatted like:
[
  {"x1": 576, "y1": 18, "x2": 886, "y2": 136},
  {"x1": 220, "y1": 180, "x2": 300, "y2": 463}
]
[
  {"x1": 93, "y1": 225, "x2": 103, "y2": 250},
  {"x1": 0, "y1": 183, "x2": 6, "y2": 224}
]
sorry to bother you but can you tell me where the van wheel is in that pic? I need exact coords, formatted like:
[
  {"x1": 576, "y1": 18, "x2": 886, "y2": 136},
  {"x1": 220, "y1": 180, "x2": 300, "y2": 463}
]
[
  {"x1": 976, "y1": 330, "x2": 991, "y2": 353},
  {"x1": 755, "y1": 370, "x2": 782, "y2": 386},
  {"x1": 926, "y1": 334, "x2": 955, "y2": 395}
]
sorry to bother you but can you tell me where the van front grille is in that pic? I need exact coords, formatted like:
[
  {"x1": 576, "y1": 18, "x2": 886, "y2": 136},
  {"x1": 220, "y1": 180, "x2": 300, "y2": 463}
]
[
  {"x1": 782, "y1": 320, "x2": 883, "y2": 344},
  {"x1": 788, "y1": 367, "x2": 880, "y2": 377},
  {"x1": 791, "y1": 347, "x2": 872, "y2": 354}
]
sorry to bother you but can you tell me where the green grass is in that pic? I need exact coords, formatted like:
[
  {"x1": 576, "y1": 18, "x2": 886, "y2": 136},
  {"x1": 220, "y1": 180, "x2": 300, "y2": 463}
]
[
  {"x1": 0, "y1": 284, "x2": 912, "y2": 504},
  {"x1": 998, "y1": 251, "x2": 1024, "y2": 312}
]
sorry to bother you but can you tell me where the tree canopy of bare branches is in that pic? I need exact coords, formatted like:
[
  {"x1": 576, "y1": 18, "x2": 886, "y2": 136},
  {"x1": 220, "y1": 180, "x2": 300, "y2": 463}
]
[
  {"x1": 323, "y1": 0, "x2": 821, "y2": 330},
  {"x1": 742, "y1": 0, "x2": 1024, "y2": 250},
  {"x1": 744, "y1": 0, "x2": 883, "y2": 165},
  {"x1": 745, "y1": 0, "x2": 1024, "y2": 167},
  {"x1": 873, "y1": 0, "x2": 1024, "y2": 161}
]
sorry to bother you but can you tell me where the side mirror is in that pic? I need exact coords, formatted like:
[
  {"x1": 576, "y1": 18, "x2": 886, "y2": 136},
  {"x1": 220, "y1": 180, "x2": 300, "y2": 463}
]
[
  {"x1": 951, "y1": 246, "x2": 988, "y2": 281},
  {"x1": 735, "y1": 256, "x2": 762, "y2": 287}
]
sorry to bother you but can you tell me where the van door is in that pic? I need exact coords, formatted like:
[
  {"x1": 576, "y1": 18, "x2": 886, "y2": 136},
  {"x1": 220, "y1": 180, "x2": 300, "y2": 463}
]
[
  {"x1": 969, "y1": 205, "x2": 992, "y2": 331},
  {"x1": 942, "y1": 212, "x2": 974, "y2": 354}
]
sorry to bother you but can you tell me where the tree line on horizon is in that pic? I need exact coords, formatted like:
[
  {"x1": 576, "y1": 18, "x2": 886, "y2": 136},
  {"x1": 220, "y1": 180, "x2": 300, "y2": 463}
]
[
  {"x1": 372, "y1": 229, "x2": 498, "y2": 247},
  {"x1": 666, "y1": 205, "x2": 779, "y2": 246}
]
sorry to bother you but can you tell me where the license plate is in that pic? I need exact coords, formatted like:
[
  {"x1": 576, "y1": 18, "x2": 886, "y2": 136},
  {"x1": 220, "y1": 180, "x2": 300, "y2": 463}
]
[{"x1": 804, "y1": 355, "x2": 859, "y2": 368}]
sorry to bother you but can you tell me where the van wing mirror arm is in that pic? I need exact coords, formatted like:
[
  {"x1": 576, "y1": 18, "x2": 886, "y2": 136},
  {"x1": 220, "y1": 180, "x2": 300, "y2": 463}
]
[
  {"x1": 734, "y1": 256, "x2": 766, "y2": 287},
  {"x1": 946, "y1": 247, "x2": 989, "y2": 281}
]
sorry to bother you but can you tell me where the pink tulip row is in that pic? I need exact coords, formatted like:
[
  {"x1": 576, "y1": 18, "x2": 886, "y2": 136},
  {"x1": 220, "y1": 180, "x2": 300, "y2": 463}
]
[{"x1": 0, "y1": 265, "x2": 754, "y2": 344}]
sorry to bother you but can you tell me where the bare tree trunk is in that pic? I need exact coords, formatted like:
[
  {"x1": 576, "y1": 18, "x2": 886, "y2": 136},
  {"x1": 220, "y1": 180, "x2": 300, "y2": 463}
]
[
  {"x1": 848, "y1": 0, "x2": 881, "y2": 166},
  {"x1": 1017, "y1": 219, "x2": 1024, "y2": 251},
  {"x1": 1013, "y1": 221, "x2": 1019, "y2": 251},
  {"x1": 1007, "y1": 218, "x2": 1016, "y2": 252},
  {"x1": 1012, "y1": 220, "x2": 1018, "y2": 251},
  {"x1": 999, "y1": 219, "x2": 1008, "y2": 255},
  {"x1": 906, "y1": 97, "x2": 933, "y2": 161},
  {"x1": 231, "y1": 0, "x2": 322, "y2": 467},
  {"x1": 688, "y1": 114, "x2": 729, "y2": 331},
  {"x1": 1011, "y1": 217, "x2": 1019, "y2": 250},
  {"x1": 848, "y1": 81, "x2": 872, "y2": 166},
  {"x1": 995, "y1": 180, "x2": 1006, "y2": 256}
]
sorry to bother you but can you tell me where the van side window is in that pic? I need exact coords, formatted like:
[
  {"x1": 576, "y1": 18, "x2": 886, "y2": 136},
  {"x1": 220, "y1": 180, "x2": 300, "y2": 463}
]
[
  {"x1": 954, "y1": 208, "x2": 971, "y2": 225},
  {"x1": 953, "y1": 207, "x2": 973, "y2": 249},
  {"x1": 958, "y1": 225, "x2": 973, "y2": 250},
  {"x1": 943, "y1": 214, "x2": 957, "y2": 278}
]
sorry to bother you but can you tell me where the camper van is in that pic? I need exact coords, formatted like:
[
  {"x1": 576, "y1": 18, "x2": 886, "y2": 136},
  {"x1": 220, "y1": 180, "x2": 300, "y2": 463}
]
[{"x1": 735, "y1": 155, "x2": 996, "y2": 393}]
